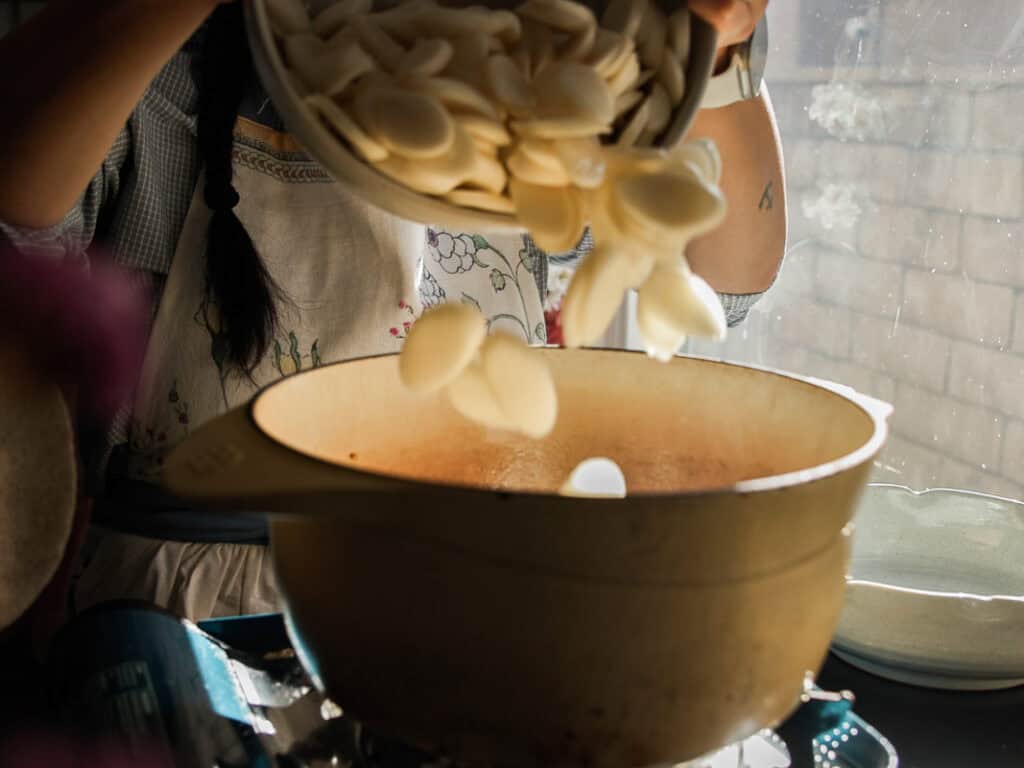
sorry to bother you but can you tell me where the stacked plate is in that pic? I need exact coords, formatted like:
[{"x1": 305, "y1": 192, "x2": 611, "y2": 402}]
[{"x1": 834, "y1": 483, "x2": 1024, "y2": 690}]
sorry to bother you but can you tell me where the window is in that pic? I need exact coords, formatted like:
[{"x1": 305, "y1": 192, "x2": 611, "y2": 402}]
[{"x1": 681, "y1": 0, "x2": 1024, "y2": 500}]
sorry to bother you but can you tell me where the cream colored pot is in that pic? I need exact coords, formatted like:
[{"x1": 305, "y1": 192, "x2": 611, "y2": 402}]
[{"x1": 165, "y1": 349, "x2": 890, "y2": 767}]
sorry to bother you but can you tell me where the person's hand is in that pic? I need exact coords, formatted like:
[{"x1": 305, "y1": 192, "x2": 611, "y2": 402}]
[{"x1": 689, "y1": 0, "x2": 769, "y2": 72}]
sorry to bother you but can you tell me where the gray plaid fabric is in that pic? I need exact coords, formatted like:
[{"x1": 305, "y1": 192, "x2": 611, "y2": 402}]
[
  {"x1": 0, "y1": 31, "x2": 764, "y2": 485},
  {"x1": 1, "y1": 38, "x2": 201, "y2": 272}
]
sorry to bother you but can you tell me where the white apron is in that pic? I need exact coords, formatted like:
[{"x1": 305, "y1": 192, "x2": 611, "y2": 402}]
[{"x1": 74, "y1": 118, "x2": 543, "y2": 620}]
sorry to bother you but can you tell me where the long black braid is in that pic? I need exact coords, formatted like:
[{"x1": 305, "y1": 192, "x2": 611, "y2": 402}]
[{"x1": 197, "y1": 3, "x2": 281, "y2": 374}]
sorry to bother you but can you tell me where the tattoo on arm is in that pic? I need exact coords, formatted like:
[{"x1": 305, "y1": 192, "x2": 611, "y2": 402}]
[{"x1": 758, "y1": 180, "x2": 774, "y2": 211}]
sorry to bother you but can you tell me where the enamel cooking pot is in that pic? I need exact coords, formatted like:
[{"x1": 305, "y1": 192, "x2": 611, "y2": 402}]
[{"x1": 165, "y1": 349, "x2": 890, "y2": 766}]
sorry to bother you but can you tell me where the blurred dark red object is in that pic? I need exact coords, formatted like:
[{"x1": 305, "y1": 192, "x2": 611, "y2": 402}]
[
  {"x1": 544, "y1": 306, "x2": 563, "y2": 347},
  {"x1": 0, "y1": 730, "x2": 171, "y2": 768},
  {"x1": 0, "y1": 248, "x2": 148, "y2": 420}
]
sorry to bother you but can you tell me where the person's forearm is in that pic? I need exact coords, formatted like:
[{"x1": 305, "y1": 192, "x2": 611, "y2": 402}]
[
  {"x1": 685, "y1": 86, "x2": 787, "y2": 295},
  {"x1": 0, "y1": 0, "x2": 220, "y2": 229}
]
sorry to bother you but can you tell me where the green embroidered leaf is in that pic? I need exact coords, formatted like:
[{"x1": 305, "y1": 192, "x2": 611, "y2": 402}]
[
  {"x1": 168, "y1": 379, "x2": 179, "y2": 404},
  {"x1": 535, "y1": 322, "x2": 546, "y2": 342},
  {"x1": 519, "y1": 247, "x2": 536, "y2": 272},
  {"x1": 490, "y1": 269, "x2": 507, "y2": 292},
  {"x1": 273, "y1": 339, "x2": 283, "y2": 373},
  {"x1": 461, "y1": 293, "x2": 482, "y2": 312},
  {"x1": 469, "y1": 235, "x2": 491, "y2": 268},
  {"x1": 289, "y1": 332, "x2": 302, "y2": 372},
  {"x1": 311, "y1": 339, "x2": 322, "y2": 367}
]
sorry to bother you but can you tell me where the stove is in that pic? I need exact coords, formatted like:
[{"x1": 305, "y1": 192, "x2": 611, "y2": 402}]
[{"x1": 44, "y1": 605, "x2": 897, "y2": 768}]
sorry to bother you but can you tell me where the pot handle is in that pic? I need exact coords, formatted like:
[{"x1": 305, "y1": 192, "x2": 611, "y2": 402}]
[
  {"x1": 803, "y1": 375, "x2": 894, "y2": 424},
  {"x1": 162, "y1": 405, "x2": 406, "y2": 508}
]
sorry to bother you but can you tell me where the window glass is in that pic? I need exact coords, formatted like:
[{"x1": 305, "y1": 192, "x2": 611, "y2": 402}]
[{"x1": 679, "y1": 0, "x2": 1024, "y2": 500}]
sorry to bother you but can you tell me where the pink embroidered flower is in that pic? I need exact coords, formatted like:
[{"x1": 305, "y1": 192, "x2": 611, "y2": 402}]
[
  {"x1": 390, "y1": 327, "x2": 399, "y2": 336},
  {"x1": 403, "y1": 321, "x2": 411, "y2": 329},
  {"x1": 398, "y1": 300, "x2": 406, "y2": 309}
]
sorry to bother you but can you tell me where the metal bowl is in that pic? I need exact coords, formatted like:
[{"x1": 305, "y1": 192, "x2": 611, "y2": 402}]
[{"x1": 244, "y1": 0, "x2": 719, "y2": 231}]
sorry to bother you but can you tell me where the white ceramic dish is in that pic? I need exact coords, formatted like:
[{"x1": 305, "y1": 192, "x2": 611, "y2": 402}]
[
  {"x1": 833, "y1": 483, "x2": 1024, "y2": 690},
  {"x1": 244, "y1": 0, "x2": 718, "y2": 231}
]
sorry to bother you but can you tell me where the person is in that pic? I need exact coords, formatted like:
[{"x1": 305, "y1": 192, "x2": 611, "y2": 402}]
[
  {"x1": 0, "y1": 0, "x2": 783, "y2": 622},
  {"x1": 0, "y1": 253, "x2": 148, "y2": 752}
]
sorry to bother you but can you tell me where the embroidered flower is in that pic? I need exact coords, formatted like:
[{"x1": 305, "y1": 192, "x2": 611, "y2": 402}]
[
  {"x1": 273, "y1": 332, "x2": 315, "y2": 376},
  {"x1": 276, "y1": 347, "x2": 299, "y2": 375},
  {"x1": 545, "y1": 264, "x2": 573, "y2": 310},
  {"x1": 432, "y1": 232, "x2": 476, "y2": 273},
  {"x1": 418, "y1": 268, "x2": 446, "y2": 308},
  {"x1": 490, "y1": 268, "x2": 506, "y2": 292}
]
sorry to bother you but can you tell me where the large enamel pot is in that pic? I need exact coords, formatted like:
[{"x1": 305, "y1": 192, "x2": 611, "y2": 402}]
[{"x1": 164, "y1": 349, "x2": 890, "y2": 767}]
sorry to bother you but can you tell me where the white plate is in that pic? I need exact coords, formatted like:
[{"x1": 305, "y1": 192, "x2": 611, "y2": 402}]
[{"x1": 833, "y1": 483, "x2": 1024, "y2": 690}]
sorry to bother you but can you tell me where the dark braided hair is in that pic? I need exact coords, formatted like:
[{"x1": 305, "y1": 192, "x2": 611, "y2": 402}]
[{"x1": 198, "y1": 3, "x2": 281, "y2": 374}]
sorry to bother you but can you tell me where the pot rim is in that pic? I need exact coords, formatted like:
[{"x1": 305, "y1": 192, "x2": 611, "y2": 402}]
[{"x1": 248, "y1": 348, "x2": 892, "y2": 500}]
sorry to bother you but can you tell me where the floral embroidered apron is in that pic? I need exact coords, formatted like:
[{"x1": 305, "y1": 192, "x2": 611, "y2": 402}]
[
  {"x1": 76, "y1": 118, "x2": 544, "y2": 619},
  {"x1": 122, "y1": 118, "x2": 544, "y2": 483}
]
